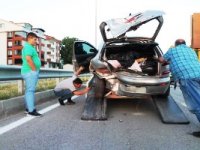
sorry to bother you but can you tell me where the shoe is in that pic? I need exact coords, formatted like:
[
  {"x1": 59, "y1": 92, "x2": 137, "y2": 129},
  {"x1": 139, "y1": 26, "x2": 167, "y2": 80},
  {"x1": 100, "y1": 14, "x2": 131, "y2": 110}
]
[
  {"x1": 24, "y1": 108, "x2": 28, "y2": 114},
  {"x1": 66, "y1": 100, "x2": 75, "y2": 105},
  {"x1": 27, "y1": 110, "x2": 43, "y2": 117},
  {"x1": 192, "y1": 131, "x2": 200, "y2": 138},
  {"x1": 58, "y1": 98, "x2": 65, "y2": 105}
]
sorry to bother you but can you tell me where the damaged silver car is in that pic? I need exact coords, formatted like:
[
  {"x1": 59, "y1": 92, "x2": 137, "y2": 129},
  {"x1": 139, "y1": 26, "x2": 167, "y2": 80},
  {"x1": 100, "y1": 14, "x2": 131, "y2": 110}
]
[{"x1": 73, "y1": 10, "x2": 170, "y2": 100}]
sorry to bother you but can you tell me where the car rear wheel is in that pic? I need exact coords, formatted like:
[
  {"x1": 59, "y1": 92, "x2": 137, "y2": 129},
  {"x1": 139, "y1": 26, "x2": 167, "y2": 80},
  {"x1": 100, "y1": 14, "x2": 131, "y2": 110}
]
[
  {"x1": 157, "y1": 86, "x2": 170, "y2": 99},
  {"x1": 81, "y1": 74, "x2": 107, "y2": 120},
  {"x1": 93, "y1": 74, "x2": 105, "y2": 98}
]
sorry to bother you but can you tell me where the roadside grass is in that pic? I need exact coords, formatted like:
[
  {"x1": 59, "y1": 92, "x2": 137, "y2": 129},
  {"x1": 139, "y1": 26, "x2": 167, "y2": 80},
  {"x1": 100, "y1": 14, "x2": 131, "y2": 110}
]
[
  {"x1": 0, "y1": 76, "x2": 90, "y2": 100},
  {"x1": 0, "y1": 83, "x2": 20, "y2": 100},
  {"x1": 0, "y1": 79, "x2": 56, "y2": 100},
  {"x1": 36, "y1": 79, "x2": 56, "y2": 92},
  {"x1": 79, "y1": 76, "x2": 90, "y2": 83}
]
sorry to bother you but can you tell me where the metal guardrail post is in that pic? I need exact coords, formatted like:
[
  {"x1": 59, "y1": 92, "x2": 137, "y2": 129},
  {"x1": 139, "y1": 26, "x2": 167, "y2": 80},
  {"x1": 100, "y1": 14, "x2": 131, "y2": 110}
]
[
  {"x1": 17, "y1": 80, "x2": 24, "y2": 94},
  {"x1": 56, "y1": 78, "x2": 60, "y2": 85}
]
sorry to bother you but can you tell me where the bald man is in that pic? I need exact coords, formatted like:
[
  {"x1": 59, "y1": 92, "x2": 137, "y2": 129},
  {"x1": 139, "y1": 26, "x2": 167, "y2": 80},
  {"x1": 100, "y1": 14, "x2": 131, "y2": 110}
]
[{"x1": 156, "y1": 39, "x2": 200, "y2": 138}]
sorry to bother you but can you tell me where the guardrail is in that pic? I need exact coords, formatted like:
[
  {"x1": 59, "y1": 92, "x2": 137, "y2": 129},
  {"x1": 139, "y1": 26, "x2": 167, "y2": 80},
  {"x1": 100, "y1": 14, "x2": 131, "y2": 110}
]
[
  {"x1": 0, "y1": 65, "x2": 73, "y2": 81},
  {"x1": 0, "y1": 65, "x2": 90, "y2": 94}
]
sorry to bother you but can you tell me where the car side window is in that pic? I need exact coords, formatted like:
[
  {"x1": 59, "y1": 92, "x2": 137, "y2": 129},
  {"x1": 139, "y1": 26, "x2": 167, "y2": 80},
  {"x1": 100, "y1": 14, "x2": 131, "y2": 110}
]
[{"x1": 75, "y1": 43, "x2": 97, "y2": 55}]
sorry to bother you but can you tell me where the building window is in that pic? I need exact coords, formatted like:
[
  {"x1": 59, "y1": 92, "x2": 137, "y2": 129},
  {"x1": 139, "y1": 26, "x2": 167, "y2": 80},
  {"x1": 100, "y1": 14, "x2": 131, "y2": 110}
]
[
  {"x1": 7, "y1": 32, "x2": 13, "y2": 38},
  {"x1": 15, "y1": 40, "x2": 22, "y2": 46},
  {"x1": 14, "y1": 50, "x2": 22, "y2": 55},
  {"x1": 14, "y1": 59, "x2": 22, "y2": 65},
  {"x1": 8, "y1": 41, "x2": 13, "y2": 48},
  {"x1": 8, "y1": 59, "x2": 12, "y2": 65},
  {"x1": 8, "y1": 50, "x2": 12, "y2": 56},
  {"x1": 41, "y1": 54, "x2": 44, "y2": 59},
  {"x1": 0, "y1": 23, "x2": 5, "y2": 28}
]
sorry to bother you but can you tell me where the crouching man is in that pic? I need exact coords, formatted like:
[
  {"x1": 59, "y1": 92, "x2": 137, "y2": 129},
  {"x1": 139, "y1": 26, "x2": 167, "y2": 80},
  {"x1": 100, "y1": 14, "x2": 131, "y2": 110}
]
[{"x1": 54, "y1": 76, "x2": 90, "y2": 105}]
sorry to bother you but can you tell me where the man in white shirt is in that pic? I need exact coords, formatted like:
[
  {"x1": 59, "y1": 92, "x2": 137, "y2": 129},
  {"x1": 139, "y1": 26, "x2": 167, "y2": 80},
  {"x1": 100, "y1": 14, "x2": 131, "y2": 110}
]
[{"x1": 54, "y1": 76, "x2": 90, "y2": 105}]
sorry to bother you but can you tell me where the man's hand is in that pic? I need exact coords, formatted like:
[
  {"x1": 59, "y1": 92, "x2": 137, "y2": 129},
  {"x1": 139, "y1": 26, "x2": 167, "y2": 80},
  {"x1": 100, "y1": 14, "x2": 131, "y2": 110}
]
[
  {"x1": 26, "y1": 56, "x2": 36, "y2": 71},
  {"x1": 75, "y1": 66, "x2": 85, "y2": 76},
  {"x1": 86, "y1": 87, "x2": 91, "y2": 92},
  {"x1": 153, "y1": 56, "x2": 168, "y2": 64},
  {"x1": 73, "y1": 87, "x2": 91, "y2": 95}
]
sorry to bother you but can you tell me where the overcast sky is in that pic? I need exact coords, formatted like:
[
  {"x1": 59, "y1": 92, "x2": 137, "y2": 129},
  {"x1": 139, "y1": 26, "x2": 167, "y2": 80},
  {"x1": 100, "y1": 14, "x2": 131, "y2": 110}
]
[{"x1": 0, "y1": 0, "x2": 200, "y2": 52}]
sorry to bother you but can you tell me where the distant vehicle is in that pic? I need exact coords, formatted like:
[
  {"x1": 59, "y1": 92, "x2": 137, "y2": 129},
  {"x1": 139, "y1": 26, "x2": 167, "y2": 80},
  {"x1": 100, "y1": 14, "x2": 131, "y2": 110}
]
[{"x1": 73, "y1": 10, "x2": 170, "y2": 101}]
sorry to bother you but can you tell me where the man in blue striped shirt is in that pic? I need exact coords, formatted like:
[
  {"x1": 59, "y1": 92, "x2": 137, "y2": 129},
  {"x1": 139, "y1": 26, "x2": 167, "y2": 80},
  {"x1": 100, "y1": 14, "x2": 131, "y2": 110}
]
[{"x1": 157, "y1": 39, "x2": 200, "y2": 138}]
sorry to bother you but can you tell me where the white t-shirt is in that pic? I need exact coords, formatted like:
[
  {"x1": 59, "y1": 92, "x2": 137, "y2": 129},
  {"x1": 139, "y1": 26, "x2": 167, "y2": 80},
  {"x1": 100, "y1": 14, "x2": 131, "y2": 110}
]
[{"x1": 54, "y1": 75, "x2": 77, "y2": 92}]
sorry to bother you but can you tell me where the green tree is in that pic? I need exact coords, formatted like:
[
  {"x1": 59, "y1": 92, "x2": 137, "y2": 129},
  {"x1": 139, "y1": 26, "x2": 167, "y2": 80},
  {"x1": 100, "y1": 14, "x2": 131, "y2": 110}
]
[{"x1": 60, "y1": 37, "x2": 78, "y2": 64}]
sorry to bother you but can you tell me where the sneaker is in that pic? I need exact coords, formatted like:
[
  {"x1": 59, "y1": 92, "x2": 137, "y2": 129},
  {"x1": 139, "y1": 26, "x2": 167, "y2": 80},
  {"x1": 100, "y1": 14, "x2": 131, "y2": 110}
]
[
  {"x1": 27, "y1": 110, "x2": 43, "y2": 117},
  {"x1": 24, "y1": 108, "x2": 28, "y2": 114},
  {"x1": 58, "y1": 98, "x2": 65, "y2": 105},
  {"x1": 66, "y1": 100, "x2": 75, "y2": 105},
  {"x1": 192, "y1": 131, "x2": 200, "y2": 138}
]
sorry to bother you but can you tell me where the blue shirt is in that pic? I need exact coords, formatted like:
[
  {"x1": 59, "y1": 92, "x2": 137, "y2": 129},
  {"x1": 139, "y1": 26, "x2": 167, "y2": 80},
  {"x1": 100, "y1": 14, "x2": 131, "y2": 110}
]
[{"x1": 164, "y1": 44, "x2": 200, "y2": 80}]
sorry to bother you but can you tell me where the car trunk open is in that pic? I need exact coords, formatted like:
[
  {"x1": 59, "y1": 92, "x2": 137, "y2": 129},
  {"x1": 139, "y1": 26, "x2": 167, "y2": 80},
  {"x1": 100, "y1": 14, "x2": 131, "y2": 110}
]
[
  {"x1": 104, "y1": 42, "x2": 160, "y2": 77},
  {"x1": 100, "y1": 10, "x2": 164, "y2": 42}
]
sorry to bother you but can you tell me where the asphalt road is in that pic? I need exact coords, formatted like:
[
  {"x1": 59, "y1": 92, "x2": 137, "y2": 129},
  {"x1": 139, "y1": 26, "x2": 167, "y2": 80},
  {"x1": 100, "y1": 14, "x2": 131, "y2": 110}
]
[{"x1": 0, "y1": 87, "x2": 200, "y2": 150}]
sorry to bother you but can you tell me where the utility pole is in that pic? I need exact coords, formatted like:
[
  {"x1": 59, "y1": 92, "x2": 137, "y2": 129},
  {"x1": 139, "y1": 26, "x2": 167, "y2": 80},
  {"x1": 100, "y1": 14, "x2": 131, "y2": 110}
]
[{"x1": 95, "y1": 0, "x2": 97, "y2": 47}]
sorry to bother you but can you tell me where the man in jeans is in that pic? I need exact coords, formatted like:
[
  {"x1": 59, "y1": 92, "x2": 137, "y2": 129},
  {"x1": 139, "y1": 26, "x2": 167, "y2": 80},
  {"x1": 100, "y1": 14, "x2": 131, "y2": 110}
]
[
  {"x1": 156, "y1": 39, "x2": 200, "y2": 137},
  {"x1": 54, "y1": 76, "x2": 90, "y2": 105},
  {"x1": 21, "y1": 32, "x2": 42, "y2": 117}
]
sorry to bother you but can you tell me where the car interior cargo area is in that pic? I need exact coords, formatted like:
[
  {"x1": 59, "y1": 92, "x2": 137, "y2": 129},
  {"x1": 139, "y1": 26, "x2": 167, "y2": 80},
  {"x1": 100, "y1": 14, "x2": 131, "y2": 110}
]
[{"x1": 104, "y1": 43, "x2": 159, "y2": 76}]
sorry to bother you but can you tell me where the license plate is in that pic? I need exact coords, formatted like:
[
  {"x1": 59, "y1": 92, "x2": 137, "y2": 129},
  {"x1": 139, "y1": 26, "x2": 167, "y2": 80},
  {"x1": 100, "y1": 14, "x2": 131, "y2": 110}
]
[{"x1": 125, "y1": 86, "x2": 146, "y2": 93}]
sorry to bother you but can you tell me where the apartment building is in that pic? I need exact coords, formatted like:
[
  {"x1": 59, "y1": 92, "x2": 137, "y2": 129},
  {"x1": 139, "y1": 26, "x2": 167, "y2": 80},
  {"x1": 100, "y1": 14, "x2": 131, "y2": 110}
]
[
  {"x1": 43, "y1": 35, "x2": 61, "y2": 68},
  {"x1": 0, "y1": 18, "x2": 61, "y2": 68}
]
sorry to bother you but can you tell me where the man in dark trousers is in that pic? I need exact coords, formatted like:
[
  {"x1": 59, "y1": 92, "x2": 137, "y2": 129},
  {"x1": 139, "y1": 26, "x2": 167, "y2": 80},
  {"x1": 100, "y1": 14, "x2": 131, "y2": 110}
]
[
  {"x1": 54, "y1": 76, "x2": 90, "y2": 105},
  {"x1": 156, "y1": 39, "x2": 200, "y2": 138}
]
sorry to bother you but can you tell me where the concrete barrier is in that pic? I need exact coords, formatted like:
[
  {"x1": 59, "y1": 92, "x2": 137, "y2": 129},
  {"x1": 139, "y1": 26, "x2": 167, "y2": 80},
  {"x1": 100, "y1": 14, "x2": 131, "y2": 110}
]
[{"x1": 0, "y1": 90, "x2": 56, "y2": 119}]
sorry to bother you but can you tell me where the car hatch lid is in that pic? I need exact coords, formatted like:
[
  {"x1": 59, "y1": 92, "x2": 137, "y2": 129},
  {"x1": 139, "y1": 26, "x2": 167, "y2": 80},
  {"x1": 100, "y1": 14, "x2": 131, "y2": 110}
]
[{"x1": 100, "y1": 10, "x2": 165, "y2": 42}]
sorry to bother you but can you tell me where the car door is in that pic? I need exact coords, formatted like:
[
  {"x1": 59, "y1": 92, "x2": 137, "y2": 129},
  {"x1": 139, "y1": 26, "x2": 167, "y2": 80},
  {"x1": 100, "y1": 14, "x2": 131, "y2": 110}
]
[{"x1": 72, "y1": 41, "x2": 98, "y2": 74}]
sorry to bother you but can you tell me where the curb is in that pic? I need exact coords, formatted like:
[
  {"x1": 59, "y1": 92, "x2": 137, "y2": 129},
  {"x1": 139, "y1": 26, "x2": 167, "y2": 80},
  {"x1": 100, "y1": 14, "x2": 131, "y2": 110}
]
[{"x1": 0, "y1": 90, "x2": 56, "y2": 119}]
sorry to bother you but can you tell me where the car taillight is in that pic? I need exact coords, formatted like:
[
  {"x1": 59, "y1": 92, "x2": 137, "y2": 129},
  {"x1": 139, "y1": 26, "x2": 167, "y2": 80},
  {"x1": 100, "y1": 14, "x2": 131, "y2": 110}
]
[
  {"x1": 162, "y1": 70, "x2": 170, "y2": 75},
  {"x1": 160, "y1": 83, "x2": 167, "y2": 86},
  {"x1": 162, "y1": 62, "x2": 169, "y2": 66}
]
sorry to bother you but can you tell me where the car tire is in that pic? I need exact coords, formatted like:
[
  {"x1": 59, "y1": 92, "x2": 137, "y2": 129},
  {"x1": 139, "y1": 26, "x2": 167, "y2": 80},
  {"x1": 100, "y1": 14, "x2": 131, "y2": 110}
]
[
  {"x1": 92, "y1": 74, "x2": 105, "y2": 98},
  {"x1": 81, "y1": 74, "x2": 107, "y2": 120},
  {"x1": 160, "y1": 86, "x2": 170, "y2": 98},
  {"x1": 85, "y1": 74, "x2": 105, "y2": 101}
]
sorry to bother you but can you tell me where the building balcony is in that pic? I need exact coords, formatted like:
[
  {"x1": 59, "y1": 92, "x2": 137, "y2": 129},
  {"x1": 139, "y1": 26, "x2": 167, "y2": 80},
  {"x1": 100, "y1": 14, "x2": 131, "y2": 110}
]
[
  {"x1": 40, "y1": 50, "x2": 45, "y2": 54},
  {"x1": 13, "y1": 45, "x2": 23, "y2": 50},
  {"x1": 14, "y1": 36, "x2": 24, "y2": 41},
  {"x1": 7, "y1": 47, "x2": 13, "y2": 50},
  {"x1": 13, "y1": 55, "x2": 22, "y2": 59}
]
